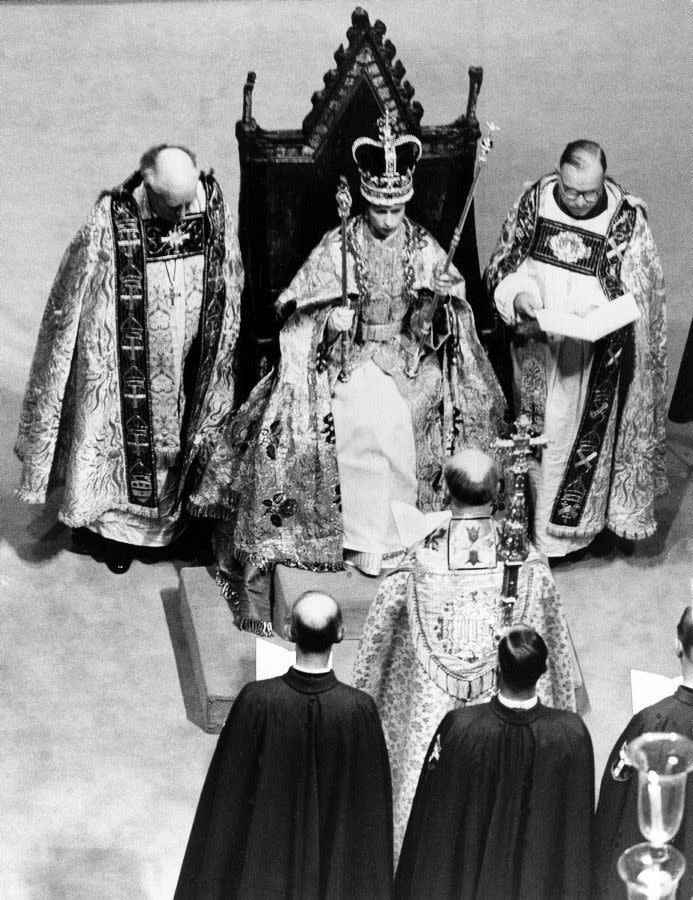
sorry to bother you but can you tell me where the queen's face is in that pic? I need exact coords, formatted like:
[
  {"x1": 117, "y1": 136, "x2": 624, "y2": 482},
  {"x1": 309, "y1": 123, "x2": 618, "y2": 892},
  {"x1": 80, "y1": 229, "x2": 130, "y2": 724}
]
[{"x1": 366, "y1": 203, "x2": 406, "y2": 239}]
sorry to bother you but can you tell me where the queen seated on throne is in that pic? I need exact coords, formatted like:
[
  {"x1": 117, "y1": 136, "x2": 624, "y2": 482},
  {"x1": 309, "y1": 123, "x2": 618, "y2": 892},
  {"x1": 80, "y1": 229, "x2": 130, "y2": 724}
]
[{"x1": 189, "y1": 113, "x2": 505, "y2": 635}]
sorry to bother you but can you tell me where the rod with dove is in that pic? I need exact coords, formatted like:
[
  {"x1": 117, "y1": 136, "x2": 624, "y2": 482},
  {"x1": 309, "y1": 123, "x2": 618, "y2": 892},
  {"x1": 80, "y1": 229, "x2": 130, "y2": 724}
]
[
  {"x1": 336, "y1": 175, "x2": 354, "y2": 382},
  {"x1": 406, "y1": 121, "x2": 500, "y2": 378}
]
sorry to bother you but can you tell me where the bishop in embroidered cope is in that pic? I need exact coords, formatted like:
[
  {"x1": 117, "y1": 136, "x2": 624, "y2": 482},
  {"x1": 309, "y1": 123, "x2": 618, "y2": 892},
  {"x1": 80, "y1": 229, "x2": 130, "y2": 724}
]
[
  {"x1": 485, "y1": 140, "x2": 667, "y2": 557},
  {"x1": 352, "y1": 449, "x2": 577, "y2": 859},
  {"x1": 15, "y1": 146, "x2": 243, "y2": 560}
]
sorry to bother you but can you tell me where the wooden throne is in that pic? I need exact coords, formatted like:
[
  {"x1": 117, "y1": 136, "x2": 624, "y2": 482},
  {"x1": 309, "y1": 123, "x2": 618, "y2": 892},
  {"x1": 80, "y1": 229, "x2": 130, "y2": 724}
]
[{"x1": 235, "y1": 6, "x2": 491, "y2": 397}]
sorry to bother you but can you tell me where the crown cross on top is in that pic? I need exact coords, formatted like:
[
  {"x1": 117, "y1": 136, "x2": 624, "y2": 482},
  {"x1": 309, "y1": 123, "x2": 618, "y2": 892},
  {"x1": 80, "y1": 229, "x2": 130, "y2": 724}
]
[{"x1": 377, "y1": 110, "x2": 397, "y2": 179}]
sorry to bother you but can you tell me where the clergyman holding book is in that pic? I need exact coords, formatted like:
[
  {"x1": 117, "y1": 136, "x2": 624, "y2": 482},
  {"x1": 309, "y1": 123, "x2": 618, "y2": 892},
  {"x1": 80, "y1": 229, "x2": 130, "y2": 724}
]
[{"x1": 485, "y1": 140, "x2": 667, "y2": 559}]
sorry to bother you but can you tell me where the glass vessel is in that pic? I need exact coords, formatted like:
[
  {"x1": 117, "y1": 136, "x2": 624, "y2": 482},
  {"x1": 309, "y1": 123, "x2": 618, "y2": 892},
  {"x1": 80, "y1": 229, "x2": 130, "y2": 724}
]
[
  {"x1": 618, "y1": 732, "x2": 693, "y2": 899},
  {"x1": 617, "y1": 843, "x2": 685, "y2": 900}
]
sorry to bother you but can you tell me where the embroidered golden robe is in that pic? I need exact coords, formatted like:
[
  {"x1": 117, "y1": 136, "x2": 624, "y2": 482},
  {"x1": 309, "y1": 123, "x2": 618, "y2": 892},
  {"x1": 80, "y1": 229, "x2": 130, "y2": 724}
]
[
  {"x1": 352, "y1": 513, "x2": 577, "y2": 859},
  {"x1": 15, "y1": 172, "x2": 243, "y2": 542},
  {"x1": 190, "y1": 215, "x2": 505, "y2": 631}
]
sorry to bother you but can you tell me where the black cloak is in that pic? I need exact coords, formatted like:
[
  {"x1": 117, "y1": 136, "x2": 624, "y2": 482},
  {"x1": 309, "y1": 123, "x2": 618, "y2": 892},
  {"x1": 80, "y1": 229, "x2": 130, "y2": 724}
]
[
  {"x1": 175, "y1": 667, "x2": 393, "y2": 900},
  {"x1": 394, "y1": 696, "x2": 594, "y2": 900},
  {"x1": 593, "y1": 685, "x2": 693, "y2": 900}
]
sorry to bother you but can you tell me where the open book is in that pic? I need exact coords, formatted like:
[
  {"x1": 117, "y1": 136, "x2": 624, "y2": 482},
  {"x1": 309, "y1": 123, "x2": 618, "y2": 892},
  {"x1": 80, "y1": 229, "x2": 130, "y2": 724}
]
[
  {"x1": 535, "y1": 292, "x2": 640, "y2": 342},
  {"x1": 630, "y1": 669, "x2": 682, "y2": 715}
]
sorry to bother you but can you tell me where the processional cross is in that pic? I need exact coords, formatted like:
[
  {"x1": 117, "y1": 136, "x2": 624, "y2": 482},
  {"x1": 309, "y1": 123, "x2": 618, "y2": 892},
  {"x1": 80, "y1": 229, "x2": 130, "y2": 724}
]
[{"x1": 492, "y1": 413, "x2": 547, "y2": 605}]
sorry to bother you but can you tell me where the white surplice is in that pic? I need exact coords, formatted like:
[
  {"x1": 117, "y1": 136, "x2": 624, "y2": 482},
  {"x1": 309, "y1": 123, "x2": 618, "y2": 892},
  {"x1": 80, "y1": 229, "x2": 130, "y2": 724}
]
[{"x1": 494, "y1": 185, "x2": 618, "y2": 557}]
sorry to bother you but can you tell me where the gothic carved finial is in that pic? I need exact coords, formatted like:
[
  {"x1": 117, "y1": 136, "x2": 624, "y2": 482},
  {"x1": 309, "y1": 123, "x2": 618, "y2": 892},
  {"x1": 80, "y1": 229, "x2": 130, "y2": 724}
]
[
  {"x1": 382, "y1": 39, "x2": 397, "y2": 64},
  {"x1": 351, "y1": 7, "x2": 370, "y2": 29},
  {"x1": 242, "y1": 71, "x2": 257, "y2": 127},
  {"x1": 323, "y1": 68, "x2": 339, "y2": 89},
  {"x1": 392, "y1": 59, "x2": 405, "y2": 82},
  {"x1": 466, "y1": 66, "x2": 484, "y2": 124},
  {"x1": 302, "y1": 7, "x2": 427, "y2": 147}
]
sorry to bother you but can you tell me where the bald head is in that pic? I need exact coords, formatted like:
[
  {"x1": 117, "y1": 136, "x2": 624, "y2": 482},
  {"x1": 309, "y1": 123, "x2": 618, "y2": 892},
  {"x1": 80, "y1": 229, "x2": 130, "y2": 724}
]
[
  {"x1": 444, "y1": 448, "x2": 499, "y2": 507},
  {"x1": 140, "y1": 145, "x2": 199, "y2": 222},
  {"x1": 290, "y1": 592, "x2": 343, "y2": 653}
]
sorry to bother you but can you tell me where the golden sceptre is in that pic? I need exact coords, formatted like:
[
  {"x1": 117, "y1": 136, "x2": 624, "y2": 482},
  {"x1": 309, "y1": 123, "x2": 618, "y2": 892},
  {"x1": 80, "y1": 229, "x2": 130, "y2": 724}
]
[
  {"x1": 406, "y1": 122, "x2": 499, "y2": 378},
  {"x1": 336, "y1": 175, "x2": 353, "y2": 382}
]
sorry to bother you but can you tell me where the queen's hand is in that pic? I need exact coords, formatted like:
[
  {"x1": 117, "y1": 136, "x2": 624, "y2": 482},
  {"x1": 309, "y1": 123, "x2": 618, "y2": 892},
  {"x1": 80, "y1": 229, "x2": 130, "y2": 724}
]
[
  {"x1": 432, "y1": 263, "x2": 463, "y2": 298},
  {"x1": 327, "y1": 306, "x2": 355, "y2": 336}
]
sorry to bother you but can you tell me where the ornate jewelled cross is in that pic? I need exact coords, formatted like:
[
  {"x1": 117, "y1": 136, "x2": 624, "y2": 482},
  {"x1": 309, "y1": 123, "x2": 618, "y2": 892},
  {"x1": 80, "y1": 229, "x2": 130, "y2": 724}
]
[
  {"x1": 493, "y1": 413, "x2": 548, "y2": 601},
  {"x1": 162, "y1": 225, "x2": 190, "y2": 253}
]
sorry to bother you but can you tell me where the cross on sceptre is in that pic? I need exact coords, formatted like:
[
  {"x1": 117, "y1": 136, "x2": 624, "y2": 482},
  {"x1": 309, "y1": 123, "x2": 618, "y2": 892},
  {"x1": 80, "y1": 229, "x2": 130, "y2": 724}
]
[{"x1": 492, "y1": 413, "x2": 547, "y2": 607}]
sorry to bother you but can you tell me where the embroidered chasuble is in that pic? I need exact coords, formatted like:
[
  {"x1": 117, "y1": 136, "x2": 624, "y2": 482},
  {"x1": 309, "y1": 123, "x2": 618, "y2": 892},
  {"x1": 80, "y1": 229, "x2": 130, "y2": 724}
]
[
  {"x1": 189, "y1": 215, "x2": 505, "y2": 631},
  {"x1": 352, "y1": 510, "x2": 577, "y2": 859},
  {"x1": 15, "y1": 171, "x2": 244, "y2": 542},
  {"x1": 486, "y1": 175, "x2": 667, "y2": 556}
]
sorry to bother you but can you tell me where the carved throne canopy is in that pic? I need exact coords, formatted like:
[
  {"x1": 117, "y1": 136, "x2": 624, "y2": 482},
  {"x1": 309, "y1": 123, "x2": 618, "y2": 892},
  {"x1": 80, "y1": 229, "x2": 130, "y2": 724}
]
[{"x1": 235, "y1": 6, "x2": 487, "y2": 394}]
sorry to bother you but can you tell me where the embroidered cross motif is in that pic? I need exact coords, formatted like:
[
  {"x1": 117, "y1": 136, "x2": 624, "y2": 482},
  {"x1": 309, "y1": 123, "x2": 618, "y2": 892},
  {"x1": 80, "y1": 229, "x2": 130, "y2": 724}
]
[
  {"x1": 428, "y1": 734, "x2": 442, "y2": 768},
  {"x1": 575, "y1": 448, "x2": 597, "y2": 471},
  {"x1": 606, "y1": 239, "x2": 628, "y2": 263},
  {"x1": 606, "y1": 346, "x2": 623, "y2": 368},
  {"x1": 162, "y1": 225, "x2": 190, "y2": 253},
  {"x1": 121, "y1": 334, "x2": 144, "y2": 363}
]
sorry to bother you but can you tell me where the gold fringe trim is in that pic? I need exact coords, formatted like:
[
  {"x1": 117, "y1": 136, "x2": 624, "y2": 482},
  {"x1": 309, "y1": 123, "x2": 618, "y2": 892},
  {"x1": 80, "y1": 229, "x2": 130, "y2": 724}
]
[{"x1": 216, "y1": 569, "x2": 274, "y2": 637}]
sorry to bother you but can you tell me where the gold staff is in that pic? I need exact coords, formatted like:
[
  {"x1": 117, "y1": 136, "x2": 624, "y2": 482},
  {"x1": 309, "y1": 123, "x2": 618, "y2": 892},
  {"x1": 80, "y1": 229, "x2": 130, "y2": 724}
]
[
  {"x1": 406, "y1": 122, "x2": 499, "y2": 378},
  {"x1": 336, "y1": 176, "x2": 354, "y2": 382}
]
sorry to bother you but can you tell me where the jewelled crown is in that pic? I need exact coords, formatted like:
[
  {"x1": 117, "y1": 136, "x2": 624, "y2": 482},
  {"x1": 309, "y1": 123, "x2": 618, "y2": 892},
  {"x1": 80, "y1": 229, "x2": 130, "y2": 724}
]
[{"x1": 352, "y1": 111, "x2": 422, "y2": 207}]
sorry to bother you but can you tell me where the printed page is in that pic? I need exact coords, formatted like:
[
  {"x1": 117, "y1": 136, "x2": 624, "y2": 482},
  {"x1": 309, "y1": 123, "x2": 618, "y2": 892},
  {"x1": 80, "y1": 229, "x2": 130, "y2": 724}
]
[{"x1": 536, "y1": 292, "x2": 640, "y2": 342}]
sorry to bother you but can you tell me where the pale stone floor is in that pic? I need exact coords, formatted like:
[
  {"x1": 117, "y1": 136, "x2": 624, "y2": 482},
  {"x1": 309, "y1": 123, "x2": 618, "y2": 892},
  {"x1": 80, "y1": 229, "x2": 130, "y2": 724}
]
[{"x1": 1, "y1": 1, "x2": 693, "y2": 897}]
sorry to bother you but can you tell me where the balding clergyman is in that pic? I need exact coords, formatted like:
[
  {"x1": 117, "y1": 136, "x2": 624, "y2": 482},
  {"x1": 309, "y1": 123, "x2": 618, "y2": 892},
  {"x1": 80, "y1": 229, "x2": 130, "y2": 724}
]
[
  {"x1": 175, "y1": 592, "x2": 394, "y2": 900},
  {"x1": 485, "y1": 140, "x2": 667, "y2": 558},
  {"x1": 15, "y1": 145, "x2": 243, "y2": 572}
]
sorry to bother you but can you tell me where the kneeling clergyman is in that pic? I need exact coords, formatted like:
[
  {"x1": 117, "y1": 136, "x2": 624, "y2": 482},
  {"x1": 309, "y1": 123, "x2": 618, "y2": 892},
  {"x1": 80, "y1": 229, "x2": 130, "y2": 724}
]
[
  {"x1": 485, "y1": 139, "x2": 667, "y2": 558},
  {"x1": 395, "y1": 626, "x2": 594, "y2": 900},
  {"x1": 352, "y1": 447, "x2": 578, "y2": 858},
  {"x1": 189, "y1": 112, "x2": 505, "y2": 634},
  {"x1": 15, "y1": 145, "x2": 243, "y2": 573},
  {"x1": 174, "y1": 592, "x2": 393, "y2": 900}
]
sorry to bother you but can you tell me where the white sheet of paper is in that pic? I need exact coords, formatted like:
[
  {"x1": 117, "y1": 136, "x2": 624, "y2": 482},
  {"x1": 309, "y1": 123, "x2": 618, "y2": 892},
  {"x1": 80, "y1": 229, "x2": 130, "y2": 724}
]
[
  {"x1": 535, "y1": 292, "x2": 640, "y2": 342},
  {"x1": 255, "y1": 638, "x2": 296, "y2": 680},
  {"x1": 391, "y1": 501, "x2": 451, "y2": 550},
  {"x1": 630, "y1": 669, "x2": 682, "y2": 715}
]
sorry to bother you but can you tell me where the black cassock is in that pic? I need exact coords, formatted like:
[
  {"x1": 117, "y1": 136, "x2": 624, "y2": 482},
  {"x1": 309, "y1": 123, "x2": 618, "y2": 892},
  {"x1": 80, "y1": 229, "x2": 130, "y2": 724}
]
[
  {"x1": 175, "y1": 667, "x2": 393, "y2": 900},
  {"x1": 593, "y1": 685, "x2": 693, "y2": 900},
  {"x1": 394, "y1": 697, "x2": 594, "y2": 900}
]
